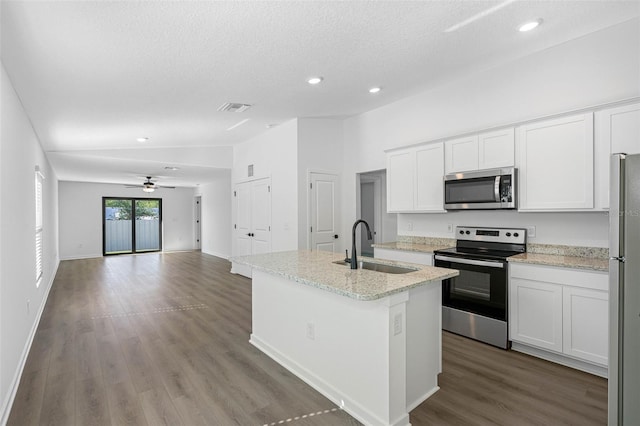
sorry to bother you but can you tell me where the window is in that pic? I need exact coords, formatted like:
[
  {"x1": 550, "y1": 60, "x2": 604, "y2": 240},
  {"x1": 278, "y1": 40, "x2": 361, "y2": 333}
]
[
  {"x1": 103, "y1": 197, "x2": 162, "y2": 255},
  {"x1": 35, "y1": 167, "x2": 44, "y2": 286}
]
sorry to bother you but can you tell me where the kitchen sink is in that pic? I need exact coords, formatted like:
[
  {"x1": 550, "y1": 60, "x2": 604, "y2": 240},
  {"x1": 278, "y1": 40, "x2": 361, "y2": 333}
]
[{"x1": 332, "y1": 260, "x2": 417, "y2": 274}]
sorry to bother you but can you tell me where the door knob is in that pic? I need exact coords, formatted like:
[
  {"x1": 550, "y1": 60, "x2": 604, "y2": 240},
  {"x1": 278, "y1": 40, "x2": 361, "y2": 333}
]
[{"x1": 334, "y1": 234, "x2": 339, "y2": 239}]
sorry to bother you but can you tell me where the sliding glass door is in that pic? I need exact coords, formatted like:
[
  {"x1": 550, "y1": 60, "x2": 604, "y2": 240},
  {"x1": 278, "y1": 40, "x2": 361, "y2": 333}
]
[{"x1": 103, "y1": 198, "x2": 162, "y2": 255}]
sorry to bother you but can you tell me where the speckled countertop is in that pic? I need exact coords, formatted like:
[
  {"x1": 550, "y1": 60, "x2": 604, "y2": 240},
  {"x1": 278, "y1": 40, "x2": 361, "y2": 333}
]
[
  {"x1": 509, "y1": 253, "x2": 609, "y2": 272},
  {"x1": 231, "y1": 250, "x2": 459, "y2": 301},
  {"x1": 372, "y1": 241, "x2": 454, "y2": 253},
  {"x1": 508, "y1": 243, "x2": 609, "y2": 272},
  {"x1": 373, "y1": 237, "x2": 609, "y2": 272}
]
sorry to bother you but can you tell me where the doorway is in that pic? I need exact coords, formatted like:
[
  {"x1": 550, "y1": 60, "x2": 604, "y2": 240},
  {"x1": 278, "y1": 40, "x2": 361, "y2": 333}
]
[
  {"x1": 103, "y1": 197, "x2": 162, "y2": 255},
  {"x1": 358, "y1": 170, "x2": 396, "y2": 258}
]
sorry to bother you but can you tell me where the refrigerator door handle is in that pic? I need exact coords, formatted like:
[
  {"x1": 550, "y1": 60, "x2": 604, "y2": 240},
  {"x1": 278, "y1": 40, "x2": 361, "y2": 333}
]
[
  {"x1": 609, "y1": 154, "x2": 625, "y2": 259},
  {"x1": 608, "y1": 258, "x2": 623, "y2": 426}
]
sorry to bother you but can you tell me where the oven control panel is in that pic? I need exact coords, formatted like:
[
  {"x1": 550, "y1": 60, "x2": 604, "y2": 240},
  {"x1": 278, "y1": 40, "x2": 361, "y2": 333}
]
[{"x1": 456, "y1": 226, "x2": 526, "y2": 245}]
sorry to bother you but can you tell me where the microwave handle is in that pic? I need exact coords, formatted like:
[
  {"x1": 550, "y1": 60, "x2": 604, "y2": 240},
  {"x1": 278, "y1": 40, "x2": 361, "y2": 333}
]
[{"x1": 494, "y1": 176, "x2": 501, "y2": 202}]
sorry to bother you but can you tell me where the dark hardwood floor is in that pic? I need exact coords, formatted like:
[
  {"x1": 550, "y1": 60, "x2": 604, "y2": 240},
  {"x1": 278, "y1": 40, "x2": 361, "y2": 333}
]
[{"x1": 8, "y1": 252, "x2": 607, "y2": 425}]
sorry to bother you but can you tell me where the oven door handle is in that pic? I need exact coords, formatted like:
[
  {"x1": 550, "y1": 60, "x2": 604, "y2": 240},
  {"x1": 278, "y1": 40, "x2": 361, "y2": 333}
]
[{"x1": 434, "y1": 255, "x2": 505, "y2": 269}]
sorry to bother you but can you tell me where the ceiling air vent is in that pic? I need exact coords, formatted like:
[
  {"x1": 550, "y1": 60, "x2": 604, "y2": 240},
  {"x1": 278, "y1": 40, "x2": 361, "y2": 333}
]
[{"x1": 217, "y1": 102, "x2": 252, "y2": 113}]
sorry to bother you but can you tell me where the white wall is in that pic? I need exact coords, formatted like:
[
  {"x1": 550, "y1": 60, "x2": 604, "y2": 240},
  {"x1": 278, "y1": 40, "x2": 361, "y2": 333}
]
[
  {"x1": 233, "y1": 119, "x2": 299, "y2": 252},
  {"x1": 297, "y1": 118, "x2": 344, "y2": 249},
  {"x1": 195, "y1": 171, "x2": 232, "y2": 259},
  {"x1": 58, "y1": 181, "x2": 195, "y2": 259},
  {"x1": 342, "y1": 19, "x2": 640, "y2": 248},
  {"x1": 1, "y1": 64, "x2": 59, "y2": 424}
]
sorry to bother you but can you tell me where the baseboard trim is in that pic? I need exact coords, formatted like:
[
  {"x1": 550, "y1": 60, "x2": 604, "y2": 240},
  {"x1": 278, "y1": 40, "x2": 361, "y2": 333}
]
[
  {"x1": 201, "y1": 250, "x2": 230, "y2": 260},
  {"x1": 60, "y1": 253, "x2": 102, "y2": 260},
  {"x1": 511, "y1": 342, "x2": 608, "y2": 378},
  {"x1": 250, "y1": 334, "x2": 410, "y2": 426},
  {"x1": 406, "y1": 386, "x2": 440, "y2": 413},
  {"x1": 0, "y1": 256, "x2": 60, "y2": 426}
]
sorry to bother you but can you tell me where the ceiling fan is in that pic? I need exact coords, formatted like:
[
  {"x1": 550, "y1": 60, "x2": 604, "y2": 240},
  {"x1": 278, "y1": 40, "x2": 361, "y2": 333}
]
[{"x1": 125, "y1": 176, "x2": 175, "y2": 193}]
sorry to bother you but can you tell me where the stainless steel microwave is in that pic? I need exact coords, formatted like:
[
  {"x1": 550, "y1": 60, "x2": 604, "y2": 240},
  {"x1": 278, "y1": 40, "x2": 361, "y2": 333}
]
[{"x1": 444, "y1": 167, "x2": 517, "y2": 210}]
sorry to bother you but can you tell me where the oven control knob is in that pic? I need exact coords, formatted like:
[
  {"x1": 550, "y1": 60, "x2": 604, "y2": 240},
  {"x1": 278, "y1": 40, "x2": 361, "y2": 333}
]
[
  {"x1": 465, "y1": 230, "x2": 470, "y2": 235},
  {"x1": 514, "y1": 232, "x2": 519, "y2": 237},
  {"x1": 459, "y1": 230, "x2": 464, "y2": 235},
  {"x1": 506, "y1": 232, "x2": 511, "y2": 237}
]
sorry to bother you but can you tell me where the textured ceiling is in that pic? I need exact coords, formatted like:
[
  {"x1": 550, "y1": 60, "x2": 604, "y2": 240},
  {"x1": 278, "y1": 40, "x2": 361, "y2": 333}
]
[{"x1": 2, "y1": 1, "x2": 639, "y2": 187}]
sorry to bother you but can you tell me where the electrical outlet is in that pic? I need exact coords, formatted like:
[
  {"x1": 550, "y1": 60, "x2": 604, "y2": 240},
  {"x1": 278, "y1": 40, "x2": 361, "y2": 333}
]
[
  {"x1": 447, "y1": 224, "x2": 453, "y2": 233},
  {"x1": 407, "y1": 222, "x2": 413, "y2": 231},
  {"x1": 393, "y1": 313, "x2": 402, "y2": 336},
  {"x1": 526, "y1": 226, "x2": 536, "y2": 238},
  {"x1": 306, "y1": 323, "x2": 315, "y2": 340}
]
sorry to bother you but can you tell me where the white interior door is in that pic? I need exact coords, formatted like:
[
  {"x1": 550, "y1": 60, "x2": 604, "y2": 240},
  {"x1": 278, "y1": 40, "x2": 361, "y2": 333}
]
[
  {"x1": 194, "y1": 196, "x2": 201, "y2": 250},
  {"x1": 251, "y1": 178, "x2": 271, "y2": 255},
  {"x1": 310, "y1": 172, "x2": 340, "y2": 252},
  {"x1": 235, "y1": 182, "x2": 252, "y2": 257}
]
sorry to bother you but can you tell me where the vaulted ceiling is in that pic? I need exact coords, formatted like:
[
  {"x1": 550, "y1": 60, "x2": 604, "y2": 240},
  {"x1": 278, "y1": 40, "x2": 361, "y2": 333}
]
[{"x1": 2, "y1": 1, "x2": 638, "y2": 187}]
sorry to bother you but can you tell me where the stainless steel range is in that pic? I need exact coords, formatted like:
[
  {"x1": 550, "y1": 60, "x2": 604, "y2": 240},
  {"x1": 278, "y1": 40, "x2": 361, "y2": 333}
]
[{"x1": 434, "y1": 226, "x2": 526, "y2": 349}]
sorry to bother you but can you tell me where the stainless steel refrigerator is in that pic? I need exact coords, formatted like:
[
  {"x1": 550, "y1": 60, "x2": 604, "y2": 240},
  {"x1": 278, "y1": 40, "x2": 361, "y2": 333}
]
[{"x1": 609, "y1": 153, "x2": 640, "y2": 425}]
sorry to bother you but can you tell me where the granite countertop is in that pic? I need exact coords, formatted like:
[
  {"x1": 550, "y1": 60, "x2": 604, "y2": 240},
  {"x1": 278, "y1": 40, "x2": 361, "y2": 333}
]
[
  {"x1": 231, "y1": 250, "x2": 459, "y2": 301},
  {"x1": 372, "y1": 241, "x2": 454, "y2": 253},
  {"x1": 508, "y1": 253, "x2": 609, "y2": 272},
  {"x1": 375, "y1": 237, "x2": 609, "y2": 272}
]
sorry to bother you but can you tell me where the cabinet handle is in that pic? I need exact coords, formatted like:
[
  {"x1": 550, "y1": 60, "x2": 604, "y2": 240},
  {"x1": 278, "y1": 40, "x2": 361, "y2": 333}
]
[{"x1": 334, "y1": 234, "x2": 339, "y2": 239}]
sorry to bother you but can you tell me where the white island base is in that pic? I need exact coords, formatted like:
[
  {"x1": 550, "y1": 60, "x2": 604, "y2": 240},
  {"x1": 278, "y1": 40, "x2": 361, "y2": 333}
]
[{"x1": 250, "y1": 269, "x2": 442, "y2": 426}]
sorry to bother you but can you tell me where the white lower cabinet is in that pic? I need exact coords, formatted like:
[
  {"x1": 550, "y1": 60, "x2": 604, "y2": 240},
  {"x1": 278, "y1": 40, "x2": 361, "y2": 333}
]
[
  {"x1": 510, "y1": 277, "x2": 563, "y2": 352},
  {"x1": 509, "y1": 263, "x2": 608, "y2": 375},
  {"x1": 562, "y1": 286, "x2": 608, "y2": 365}
]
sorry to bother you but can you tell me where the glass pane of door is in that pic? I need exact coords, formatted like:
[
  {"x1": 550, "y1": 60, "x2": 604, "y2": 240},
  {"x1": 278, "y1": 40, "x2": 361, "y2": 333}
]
[
  {"x1": 104, "y1": 199, "x2": 133, "y2": 254},
  {"x1": 135, "y1": 199, "x2": 161, "y2": 252}
]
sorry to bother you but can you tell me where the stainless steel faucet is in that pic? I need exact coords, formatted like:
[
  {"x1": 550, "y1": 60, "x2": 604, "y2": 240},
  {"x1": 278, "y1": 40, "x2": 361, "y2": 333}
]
[{"x1": 351, "y1": 219, "x2": 373, "y2": 269}]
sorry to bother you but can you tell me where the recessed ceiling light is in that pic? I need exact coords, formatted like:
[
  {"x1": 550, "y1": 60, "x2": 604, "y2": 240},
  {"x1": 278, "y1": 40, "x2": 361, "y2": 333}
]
[
  {"x1": 519, "y1": 19, "x2": 542, "y2": 32},
  {"x1": 307, "y1": 76, "x2": 324, "y2": 85},
  {"x1": 137, "y1": 137, "x2": 149, "y2": 142},
  {"x1": 164, "y1": 166, "x2": 180, "y2": 171},
  {"x1": 265, "y1": 124, "x2": 278, "y2": 129},
  {"x1": 369, "y1": 87, "x2": 381, "y2": 94}
]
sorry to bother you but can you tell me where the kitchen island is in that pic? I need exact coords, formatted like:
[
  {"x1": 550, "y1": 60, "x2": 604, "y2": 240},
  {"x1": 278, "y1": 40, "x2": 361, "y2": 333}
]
[{"x1": 231, "y1": 250, "x2": 458, "y2": 426}]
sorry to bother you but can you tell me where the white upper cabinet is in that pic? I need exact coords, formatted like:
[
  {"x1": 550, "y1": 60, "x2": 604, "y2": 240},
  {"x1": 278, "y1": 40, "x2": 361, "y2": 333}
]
[
  {"x1": 595, "y1": 102, "x2": 640, "y2": 210},
  {"x1": 445, "y1": 128, "x2": 515, "y2": 174},
  {"x1": 478, "y1": 128, "x2": 515, "y2": 169},
  {"x1": 517, "y1": 113, "x2": 594, "y2": 211},
  {"x1": 445, "y1": 135, "x2": 478, "y2": 174},
  {"x1": 387, "y1": 148, "x2": 415, "y2": 212},
  {"x1": 604, "y1": 102, "x2": 640, "y2": 154},
  {"x1": 415, "y1": 142, "x2": 445, "y2": 212},
  {"x1": 387, "y1": 142, "x2": 445, "y2": 213}
]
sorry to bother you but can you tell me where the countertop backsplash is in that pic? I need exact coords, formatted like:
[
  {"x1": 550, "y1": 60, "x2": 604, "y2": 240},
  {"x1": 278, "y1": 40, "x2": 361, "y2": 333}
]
[{"x1": 396, "y1": 235, "x2": 456, "y2": 247}]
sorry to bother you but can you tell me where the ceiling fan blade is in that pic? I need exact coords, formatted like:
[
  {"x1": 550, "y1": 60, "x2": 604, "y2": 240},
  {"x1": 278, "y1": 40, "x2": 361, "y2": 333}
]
[
  {"x1": 157, "y1": 185, "x2": 175, "y2": 189},
  {"x1": 125, "y1": 185, "x2": 143, "y2": 188}
]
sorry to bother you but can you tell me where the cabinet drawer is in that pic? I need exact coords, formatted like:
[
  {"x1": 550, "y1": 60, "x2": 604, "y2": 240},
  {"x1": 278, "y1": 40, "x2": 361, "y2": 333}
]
[{"x1": 509, "y1": 263, "x2": 607, "y2": 291}]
